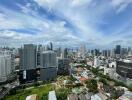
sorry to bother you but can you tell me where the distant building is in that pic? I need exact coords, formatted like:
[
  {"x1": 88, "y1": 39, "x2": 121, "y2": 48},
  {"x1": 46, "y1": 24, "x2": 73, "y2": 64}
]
[
  {"x1": 110, "y1": 49, "x2": 115, "y2": 58},
  {"x1": 40, "y1": 51, "x2": 57, "y2": 68},
  {"x1": 0, "y1": 53, "x2": 13, "y2": 82},
  {"x1": 19, "y1": 44, "x2": 37, "y2": 70},
  {"x1": 79, "y1": 44, "x2": 86, "y2": 58},
  {"x1": 115, "y1": 45, "x2": 121, "y2": 54},
  {"x1": 93, "y1": 57, "x2": 100, "y2": 68},
  {"x1": 94, "y1": 49, "x2": 100, "y2": 56},
  {"x1": 102, "y1": 50, "x2": 111, "y2": 57},
  {"x1": 61, "y1": 48, "x2": 68, "y2": 58},
  {"x1": 57, "y1": 58, "x2": 70, "y2": 75},
  {"x1": 55, "y1": 47, "x2": 61, "y2": 57},
  {"x1": 37, "y1": 45, "x2": 43, "y2": 66},
  {"x1": 115, "y1": 45, "x2": 121, "y2": 57},
  {"x1": 49, "y1": 42, "x2": 53, "y2": 50}
]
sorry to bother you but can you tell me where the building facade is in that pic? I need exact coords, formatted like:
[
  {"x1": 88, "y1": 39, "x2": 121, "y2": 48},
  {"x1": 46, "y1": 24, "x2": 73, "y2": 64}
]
[
  {"x1": 0, "y1": 54, "x2": 12, "y2": 82},
  {"x1": 40, "y1": 51, "x2": 57, "y2": 81},
  {"x1": 116, "y1": 61, "x2": 132, "y2": 79},
  {"x1": 19, "y1": 44, "x2": 37, "y2": 70},
  {"x1": 57, "y1": 58, "x2": 70, "y2": 75}
]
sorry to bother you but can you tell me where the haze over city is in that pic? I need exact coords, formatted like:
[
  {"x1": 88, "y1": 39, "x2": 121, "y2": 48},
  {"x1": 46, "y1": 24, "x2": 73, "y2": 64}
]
[{"x1": 0, "y1": 0, "x2": 132, "y2": 48}]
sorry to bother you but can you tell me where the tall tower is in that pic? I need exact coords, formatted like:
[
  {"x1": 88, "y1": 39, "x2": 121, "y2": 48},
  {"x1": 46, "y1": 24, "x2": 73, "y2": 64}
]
[
  {"x1": 50, "y1": 42, "x2": 53, "y2": 50},
  {"x1": 40, "y1": 51, "x2": 57, "y2": 68},
  {"x1": 115, "y1": 45, "x2": 121, "y2": 54},
  {"x1": 40, "y1": 51, "x2": 57, "y2": 81},
  {"x1": 19, "y1": 44, "x2": 37, "y2": 70},
  {"x1": 0, "y1": 54, "x2": 12, "y2": 82},
  {"x1": 79, "y1": 44, "x2": 86, "y2": 58}
]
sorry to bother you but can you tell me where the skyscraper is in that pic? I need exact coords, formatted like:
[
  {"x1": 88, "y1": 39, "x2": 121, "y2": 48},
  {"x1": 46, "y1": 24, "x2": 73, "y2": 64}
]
[
  {"x1": 115, "y1": 45, "x2": 121, "y2": 54},
  {"x1": 19, "y1": 44, "x2": 37, "y2": 70},
  {"x1": 40, "y1": 51, "x2": 57, "y2": 68},
  {"x1": 61, "y1": 48, "x2": 68, "y2": 58},
  {"x1": 57, "y1": 58, "x2": 70, "y2": 75},
  {"x1": 0, "y1": 54, "x2": 12, "y2": 82},
  {"x1": 49, "y1": 42, "x2": 53, "y2": 50},
  {"x1": 40, "y1": 51, "x2": 57, "y2": 81},
  {"x1": 79, "y1": 44, "x2": 86, "y2": 58}
]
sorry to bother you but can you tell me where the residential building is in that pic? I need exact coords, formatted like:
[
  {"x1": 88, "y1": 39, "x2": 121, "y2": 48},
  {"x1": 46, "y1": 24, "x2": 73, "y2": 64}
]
[{"x1": 0, "y1": 53, "x2": 12, "y2": 82}]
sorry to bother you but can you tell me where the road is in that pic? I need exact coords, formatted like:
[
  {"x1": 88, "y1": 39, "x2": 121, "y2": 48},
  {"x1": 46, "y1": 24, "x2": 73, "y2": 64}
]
[{"x1": 0, "y1": 81, "x2": 19, "y2": 100}]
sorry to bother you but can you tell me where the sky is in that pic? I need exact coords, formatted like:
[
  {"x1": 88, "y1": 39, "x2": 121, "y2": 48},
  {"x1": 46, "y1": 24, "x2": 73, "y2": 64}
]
[{"x1": 0, "y1": 0, "x2": 132, "y2": 48}]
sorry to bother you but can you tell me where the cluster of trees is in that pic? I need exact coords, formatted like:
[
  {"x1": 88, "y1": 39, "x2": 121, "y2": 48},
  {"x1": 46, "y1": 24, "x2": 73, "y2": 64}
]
[
  {"x1": 56, "y1": 88, "x2": 71, "y2": 100},
  {"x1": 86, "y1": 79, "x2": 98, "y2": 93}
]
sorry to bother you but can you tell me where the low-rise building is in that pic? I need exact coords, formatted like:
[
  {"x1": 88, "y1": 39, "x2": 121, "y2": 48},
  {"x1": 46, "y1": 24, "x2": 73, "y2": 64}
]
[
  {"x1": 48, "y1": 91, "x2": 57, "y2": 100},
  {"x1": 26, "y1": 94, "x2": 39, "y2": 100},
  {"x1": 67, "y1": 93, "x2": 78, "y2": 100}
]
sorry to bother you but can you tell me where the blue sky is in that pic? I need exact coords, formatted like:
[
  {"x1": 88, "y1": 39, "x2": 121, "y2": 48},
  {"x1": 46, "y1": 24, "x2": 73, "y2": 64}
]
[{"x1": 0, "y1": 0, "x2": 132, "y2": 48}]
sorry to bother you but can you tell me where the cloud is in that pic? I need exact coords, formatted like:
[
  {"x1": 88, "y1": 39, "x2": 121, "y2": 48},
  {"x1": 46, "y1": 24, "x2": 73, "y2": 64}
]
[
  {"x1": 0, "y1": 0, "x2": 132, "y2": 48},
  {"x1": 111, "y1": 0, "x2": 132, "y2": 13}
]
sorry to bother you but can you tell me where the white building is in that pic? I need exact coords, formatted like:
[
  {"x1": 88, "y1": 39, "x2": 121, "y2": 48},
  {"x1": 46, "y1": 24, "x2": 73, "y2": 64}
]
[
  {"x1": 48, "y1": 91, "x2": 57, "y2": 100},
  {"x1": 104, "y1": 67, "x2": 116, "y2": 79},
  {"x1": 78, "y1": 44, "x2": 86, "y2": 58},
  {"x1": 0, "y1": 54, "x2": 12, "y2": 82},
  {"x1": 109, "y1": 61, "x2": 116, "y2": 68},
  {"x1": 93, "y1": 57, "x2": 100, "y2": 68}
]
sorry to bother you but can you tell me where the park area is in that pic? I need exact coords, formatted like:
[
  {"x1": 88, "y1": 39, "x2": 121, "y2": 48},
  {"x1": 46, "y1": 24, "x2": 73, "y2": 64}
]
[{"x1": 4, "y1": 83, "x2": 71, "y2": 100}]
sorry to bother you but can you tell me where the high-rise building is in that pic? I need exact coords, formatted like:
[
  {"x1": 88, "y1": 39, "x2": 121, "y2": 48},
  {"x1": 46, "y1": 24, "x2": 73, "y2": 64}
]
[
  {"x1": 0, "y1": 54, "x2": 12, "y2": 82},
  {"x1": 49, "y1": 42, "x2": 53, "y2": 50},
  {"x1": 40, "y1": 51, "x2": 57, "y2": 81},
  {"x1": 115, "y1": 45, "x2": 121, "y2": 54},
  {"x1": 19, "y1": 44, "x2": 37, "y2": 70},
  {"x1": 116, "y1": 60, "x2": 132, "y2": 79},
  {"x1": 102, "y1": 50, "x2": 111, "y2": 57},
  {"x1": 93, "y1": 56, "x2": 100, "y2": 68},
  {"x1": 57, "y1": 58, "x2": 70, "y2": 75},
  {"x1": 102, "y1": 50, "x2": 107, "y2": 57},
  {"x1": 37, "y1": 45, "x2": 43, "y2": 66},
  {"x1": 55, "y1": 47, "x2": 61, "y2": 57},
  {"x1": 110, "y1": 48, "x2": 115, "y2": 58},
  {"x1": 40, "y1": 51, "x2": 57, "y2": 68},
  {"x1": 78, "y1": 44, "x2": 86, "y2": 58}
]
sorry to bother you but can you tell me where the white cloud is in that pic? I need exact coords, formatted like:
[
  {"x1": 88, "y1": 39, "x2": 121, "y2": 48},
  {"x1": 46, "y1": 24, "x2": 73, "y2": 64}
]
[
  {"x1": 111, "y1": 0, "x2": 132, "y2": 13},
  {"x1": 0, "y1": 5, "x2": 83, "y2": 47},
  {"x1": 33, "y1": 0, "x2": 111, "y2": 44},
  {"x1": 0, "y1": 0, "x2": 132, "y2": 48}
]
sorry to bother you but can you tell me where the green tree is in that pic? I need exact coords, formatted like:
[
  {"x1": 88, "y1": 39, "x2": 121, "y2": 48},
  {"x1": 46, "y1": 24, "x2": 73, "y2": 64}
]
[
  {"x1": 86, "y1": 79, "x2": 98, "y2": 93},
  {"x1": 99, "y1": 78, "x2": 107, "y2": 85},
  {"x1": 90, "y1": 68, "x2": 99, "y2": 75}
]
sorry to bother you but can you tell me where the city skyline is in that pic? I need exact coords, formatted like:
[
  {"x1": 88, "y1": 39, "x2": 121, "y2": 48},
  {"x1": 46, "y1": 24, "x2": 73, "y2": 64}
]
[{"x1": 0, "y1": 0, "x2": 132, "y2": 48}]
